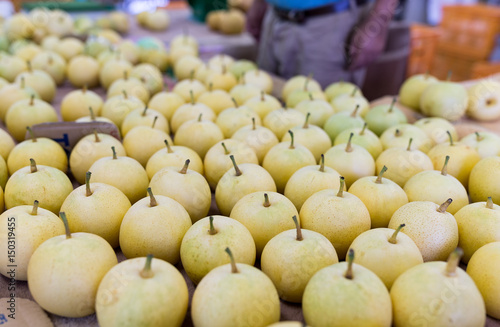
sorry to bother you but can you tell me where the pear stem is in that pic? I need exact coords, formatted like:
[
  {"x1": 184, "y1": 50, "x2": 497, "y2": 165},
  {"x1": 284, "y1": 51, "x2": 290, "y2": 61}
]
[
  {"x1": 308, "y1": 92, "x2": 313, "y2": 101},
  {"x1": 375, "y1": 165, "x2": 387, "y2": 184},
  {"x1": 164, "y1": 139, "x2": 173, "y2": 153},
  {"x1": 303, "y1": 75, "x2": 311, "y2": 91},
  {"x1": 198, "y1": 113, "x2": 202, "y2": 122},
  {"x1": 395, "y1": 129, "x2": 402, "y2": 137},
  {"x1": 59, "y1": 212, "x2": 71, "y2": 239},
  {"x1": 140, "y1": 254, "x2": 154, "y2": 279},
  {"x1": 231, "y1": 97, "x2": 238, "y2": 108},
  {"x1": 445, "y1": 248, "x2": 463, "y2": 277},
  {"x1": 303, "y1": 112, "x2": 310, "y2": 129},
  {"x1": 350, "y1": 86, "x2": 358, "y2": 97},
  {"x1": 288, "y1": 130, "x2": 295, "y2": 149},
  {"x1": 441, "y1": 155, "x2": 450, "y2": 176},
  {"x1": 437, "y1": 198, "x2": 453, "y2": 213},
  {"x1": 208, "y1": 216, "x2": 217, "y2": 235},
  {"x1": 337, "y1": 176, "x2": 345, "y2": 197},
  {"x1": 407, "y1": 138, "x2": 413, "y2": 151},
  {"x1": 142, "y1": 106, "x2": 148, "y2": 116},
  {"x1": 225, "y1": 247, "x2": 239, "y2": 273},
  {"x1": 123, "y1": 70, "x2": 128, "y2": 80},
  {"x1": 345, "y1": 133, "x2": 354, "y2": 153},
  {"x1": 30, "y1": 94, "x2": 35, "y2": 106},
  {"x1": 189, "y1": 70, "x2": 195, "y2": 81},
  {"x1": 388, "y1": 223, "x2": 405, "y2": 244},
  {"x1": 94, "y1": 130, "x2": 100, "y2": 142},
  {"x1": 263, "y1": 193, "x2": 271, "y2": 207},
  {"x1": 20, "y1": 76, "x2": 25, "y2": 88},
  {"x1": 319, "y1": 154, "x2": 325, "y2": 172},
  {"x1": 111, "y1": 146, "x2": 117, "y2": 160},
  {"x1": 360, "y1": 123, "x2": 367, "y2": 136},
  {"x1": 229, "y1": 155, "x2": 242, "y2": 176},
  {"x1": 31, "y1": 200, "x2": 39, "y2": 215},
  {"x1": 189, "y1": 90, "x2": 195, "y2": 105},
  {"x1": 85, "y1": 171, "x2": 93, "y2": 196},
  {"x1": 179, "y1": 159, "x2": 190, "y2": 174},
  {"x1": 122, "y1": 90, "x2": 128, "y2": 99},
  {"x1": 487, "y1": 197, "x2": 494, "y2": 209},
  {"x1": 447, "y1": 131, "x2": 453, "y2": 146},
  {"x1": 292, "y1": 215, "x2": 303, "y2": 241},
  {"x1": 475, "y1": 132, "x2": 483, "y2": 142},
  {"x1": 221, "y1": 142, "x2": 229, "y2": 155},
  {"x1": 30, "y1": 158, "x2": 37, "y2": 173},
  {"x1": 261, "y1": 91, "x2": 265, "y2": 102},
  {"x1": 350, "y1": 105, "x2": 360, "y2": 117},
  {"x1": 147, "y1": 187, "x2": 157, "y2": 207},
  {"x1": 89, "y1": 106, "x2": 96, "y2": 121},
  {"x1": 389, "y1": 97, "x2": 397, "y2": 113},
  {"x1": 82, "y1": 84, "x2": 87, "y2": 93},
  {"x1": 152, "y1": 116, "x2": 158, "y2": 129},
  {"x1": 26, "y1": 126, "x2": 37, "y2": 142},
  {"x1": 344, "y1": 249, "x2": 354, "y2": 279},
  {"x1": 252, "y1": 117, "x2": 256, "y2": 130}
]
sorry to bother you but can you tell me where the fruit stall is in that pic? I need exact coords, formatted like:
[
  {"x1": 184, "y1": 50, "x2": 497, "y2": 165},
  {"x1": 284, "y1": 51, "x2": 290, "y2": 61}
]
[{"x1": 1, "y1": 0, "x2": 500, "y2": 326}]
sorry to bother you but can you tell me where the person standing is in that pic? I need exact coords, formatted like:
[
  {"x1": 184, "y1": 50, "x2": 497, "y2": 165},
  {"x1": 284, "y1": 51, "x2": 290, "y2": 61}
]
[{"x1": 247, "y1": 0, "x2": 399, "y2": 88}]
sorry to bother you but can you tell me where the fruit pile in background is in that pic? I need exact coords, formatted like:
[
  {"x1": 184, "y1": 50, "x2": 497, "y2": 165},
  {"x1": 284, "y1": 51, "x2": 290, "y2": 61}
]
[{"x1": 2, "y1": 7, "x2": 500, "y2": 327}]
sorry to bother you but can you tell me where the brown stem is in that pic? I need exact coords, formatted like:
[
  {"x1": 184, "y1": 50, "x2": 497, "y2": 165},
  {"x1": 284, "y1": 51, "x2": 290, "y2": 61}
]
[
  {"x1": 263, "y1": 193, "x2": 270, "y2": 207},
  {"x1": 229, "y1": 155, "x2": 242, "y2": 176},
  {"x1": 85, "y1": 171, "x2": 93, "y2": 196},
  {"x1": 319, "y1": 154, "x2": 325, "y2": 172},
  {"x1": 225, "y1": 247, "x2": 239, "y2": 273},
  {"x1": 350, "y1": 104, "x2": 360, "y2": 117},
  {"x1": 140, "y1": 254, "x2": 154, "y2": 278},
  {"x1": 487, "y1": 197, "x2": 494, "y2": 209},
  {"x1": 360, "y1": 123, "x2": 367, "y2": 136},
  {"x1": 345, "y1": 133, "x2": 354, "y2": 153},
  {"x1": 437, "y1": 198, "x2": 453, "y2": 213},
  {"x1": 82, "y1": 84, "x2": 87, "y2": 93},
  {"x1": 123, "y1": 70, "x2": 128, "y2": 80},
  {"x1": 441, "y1": 156, "x2": 450, "y2": 176},
  {"x1": 344, "y1": 249, "x2": 354, "y2": 279},
  {"x1": 208, "y1": 216, "x2": 217, "y2": 235},
  {"x1": 261, "y1": 91, "x2": 265, "y2": 102},
  {"x1": 198, "y1": 113, "x2": 202, "y2": 122},
  {"x1": 445, "y1": 248, "x2": 463, "y2": 277},
  {"x1": 337, "y1": 176, "x2": 345, "y2": 197},
  {"x1": 376, "y1": 166, "x2": 387, "y2": 184},
  {"x1": 308, "y1": 92, "x2": 313, "y2": 101},
  {"x1": 59, "y1": 212, "x2": 72, "y2": 239},
  {"x1": 26, "y1": 126, "x2": 37, "y2": 142},
  {"x1": 303, "y1": 74, "x2": 311, "y2": 91},
  {"x1": 94, "y1": 130, "x2": 100, "y2": 143},
  {"x1": 164, "y1": 139, "x2": 173, "y2": 153},
  {"x1": 122, "y1": 90, "x2": 128, "y2": 99},
  {"x1": 31, "y1": 200, "x2": 39, "y2": 215},
  {"x1": 30, "y1": 158, "x2": 37, "y2": 173},
  {"x1": 179, "y1": 159, "x2": 190, "y2": 174},
  {"x1": 395, "y1": 129, "x2": 402, "y2": 137},
  {"x1": 475, "y1": 132, "x2": 483, "y2": 142},
  {"x1": 388, "y1": 97, "x2": 397, "y2": 113},
  {"x1": 292, "y1": 215, "x2": 303, "y2": 241},
  {"x1": 388, "y1": 223, "x2": 405, "y2": 244},
  {"x1": 147, "y1": 187, "x2": 157, "y2": 207}
]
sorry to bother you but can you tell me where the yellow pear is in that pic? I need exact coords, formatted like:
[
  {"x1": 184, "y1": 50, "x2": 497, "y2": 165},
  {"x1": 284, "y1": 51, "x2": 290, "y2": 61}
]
[
  {"x1": 99, "y1": 58, "x2": 132, "y2": 89},
  {"x1": 216, "y1": 100, "x2": 262, "y2": 138},
  {"x1": 31, "y1": 51, "x2": 66, "y2": 85},
  {"x1": 170, "y1": 93, "x2": 216, "y2": 133},
  {"x1": 243, "y1": 69, "x2": 273, "y2": 93},
  {"x1": 174, "y1": 115, "x2": 225, "y2": 160},
  {"x1": 100, "y1": 91, "x2": 145, "y2": 127},
  {"x1": 107, "y1": 73, "x2": 150, "y2": 104},
  {"x1": 0, "y1": 80, "x2": 39, "y2": 121},
  {"x1": 207, "y1": 54, "x2": 235, "y2": 72},
  {"x1": 121, "y1": 106, "x2": 169, "y2": 136},
  {"x1": 398, "y1": 73, "x2": 438, "y2": 110},
  {"x1": 170, "y1": 33, "x2": 199, "y2": 52},
  {"x1": 391, "y1": 249, "x2": 485, "y2": 327},
  {"x1": 60, "y1": 86, "x2": 104, "y2": 121},
  {"x1": 380, "y1": 123, "x2": 433, "y2": 153},
  {"x1": 0, "y1": 53, "x2": 28, "y2": 82},
  {"x1": 172, "y1": 77, "x2": 207, "y2": 102},
  {"x1": 229, "y1": 82, "x2": 261, "y2": 105},
  {"x1": 388, "y1": 199, "x2": 458, "y2": 261},
  {"x1": 0, "y1": 128, "x2": 15, "y2": 162},
  {"x1": 122, "y1": 122, "x2": 173, "y2": 167},
  {"x1": 174, "y1": 55, "x2": 203, "y2": 80},
  {"x1": 325, "y1": 80, "x2": 360, "y2": 101},
  {"x1": 263, "y1": 107, "x2": 305, "y2": 140},
  {"x1": 147, "y1": 91, "x2": 185, "y2": 121},
  {"x1": 231, "y1": 118, "x2": 279, "y2": 163},
  {"x1": 413, "y1": 117, "x2": 458, "y2": 145},
  {"x1": 15, "y1": 64, "x2": 56, "y2": 103},
  {"x1": 261, "y1": 215, "x2": 338, "y2": 303},
  {"x1": 204, "y1": 66, "x2": 238, "y2": 91},
  {"x1": 180, "y1": 215, "x2": 256, "y2": 285},
  {"x1": 130, "y1": 63, "x2": 163, "y2": 95},
  {"x1": 197, "y1": 86, "x2": 235, "y2": 115},
  {"x1": 54, "y1": 37, "x2": 84, "y2": 61},
  {"x1": 281, "y1": 75, "x2": 322, "y2": 102},
  {"x1": 75, "y1": 106, "x2": 115, "y2": 125},
  {"x1": 469, "y1": 156, "x2": 500, "y2": 203},
  {"x1": 96, "y1": 255, "x2": 188, "y2": 327},
  {"x1": 244, "y1": 92, "x2": 281, "y2": 120},
  {"x1": 461, "y1": 131, "x2": 500, "y2": 159},
  {"x1": 146, "y1": 139, "x2": 204, "y2": 178},
  {"x1": 294, "y1": 96, "x2": 335, "y2": 128},
  {"x1": 330, "y1": 87, "x2": 370, "y2": 117},
  {"x1": 348, "y1": 224, "x2": 423, "y2": 289},
  {"x1": 0, "y1": 156, "x2": 7, "y2": 190},
  {"x1": 119, "y1": 188, "x2": 191, "y2": 264},
  {"x1": 27, "y1": 212, "x2": 117, "y2": 318},
  {"x1": 67, "y1": 55, "x2": 100, "y2": 88},
  {"x1": 334, "y1": 124, "x2": 384, "y2": 159}
]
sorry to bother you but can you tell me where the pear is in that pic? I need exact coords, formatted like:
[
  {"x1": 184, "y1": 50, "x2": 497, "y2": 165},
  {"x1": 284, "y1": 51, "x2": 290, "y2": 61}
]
[
  {"x1": 216, "y1": 99, "x2": 261, "y2": 138},
  {"x1": 60, "y1": 172, "x2": 131, "y2": 248},
  {"x1": 5, "y1": 95, "x2": 58, "y2": 141},
  {"x1": 96, "y1": 255, "x2": 188, "y2": 327},
  {"x1": 263, "y1": 107, "x2": 305, "y2": 140},
  {"x1": 244, "y1": 92, "x2": 281, "y2": 120},
  {"x1": 121, "y1": 106, "x2": 169, "y2": 136},
  {"x1": 169, "y1": 45, "x2": 197, "y2": 66},
  {"x1": 146, "y1": 139, "x2": 204, "y2": 178},
  {"x1": 15, "y1": 64, "x2": 56, "y2": 103},
  {"x1": 122, "y1": 119, "x2": 174, "y2": 166},
  {"x1": 0, "y1": 201, "x2": 64, "y2": 281},
  {"x1": 171, "y1": 33, "x2": 198, "y2": 51},
  {"x1": 148, "y1": 90, "x2": 185, "y2": 121},
  {"x1": 219, "y1": 9, "x2": 246, "y2": 35},
  {"x1": 230, "y1": 191, "x2": 298, "y2": 255},
  {"x1": 204, "y1": 139, "x2": 258, "y2": 189},
  {"x1": 375, "y1": 138, "x2": 434, "y2": 187},
  {"x1": 216, "y1": 155, "x2": 276, "y2": 216},
  {"x1": 455, "y1": 197, "x2": 500, "y2": 263},
  {"x1": 144, "y1": 9, "x2": 170, "y2": 31},
  {"x1": 303, "y1": 249, "x2": 392, "y2": 327},
  {"x1": 284, "y1": 155, "x2": 344, "y2": 211},
  {"x1": 197, "y1": 84, "x2": 235, "y2": 115},
  {"x1": 174, "y1": 55, "x2": 203, "y2": 80},
  {"x1": 467, "y1": 242, "x2": 500, "y2": 319},
  {"x1": 180, "y1": 215, "x2": 256, "y2": 284},
  {"x1": 334, "y1": 123, "x2": 383, "y2": 159},
  {"x1": 469, "y1": 156, "x2": 500, "y2": 203},
  {"x1": 420, "y1": 80, "x2": 469, "y2": 121},
  {"x1": 398, "y1": 73, "x2": 438, "y2": 110},
  {"x1": 5, "y1": 159, "x2": 73, "y2": 214},
  {"x1": 243, "y1": 69, "x2": 273, "y2": 93},
  {"x1": 261, "y1": 215, "x2": 338, "y2": 302},
  {"x1": 404, "y1": 156, "x2": 469, "y2": 214},
  {"x1": 380, "y1": 123, "x2": 433, "y2": 153},
  {"x1": 267, "y1": 323, "x2": 309, "y2": 327},
  {"x1": 170, "y1": 92, "x2": 216, "y2": 133},
  {"x1": 194, "y1": 63, "x2": 211, "y2": 82},
  {"x1": 0, "y1": 79, "x2": 39, "y2": 121},
  {"x1": 205, "y1": 65, "x2": 238, "y2": 91},
  {"x1": 107, "y1": 72, "x2": 150, "y2": 104},
  {"x1": 100, "y1": 90, "x2": 145, "y2": 127},
  {"x1": 228, "y1": 59, "x2": 257, "y2": 79},
  {"x1": 191, "y1": 247, "x2": 280, "y2": 327},
  {"x1": 323, "y1": 105, "x2": 365, "y2": 142},
  {"x1": 89, "y1": 147, "x2": 149, "y2": 204},
  {"x1": 98, "y1": 49, "x2": 127, "y2": 68},
  {"x1": 364, "y1": 98, "x2": 408, "y2": 136},
  {"x1": 413, "y1": 117, "x2": 458, "y2": 145},
  {"x1": 281, "y1": 75, "x2": 322, "y2": 102},
  {"x1": 60, "y1": 86, "x2": 104, "y2": 121},
  {"x1": 461, "y1": 131, "x2": 500, "y2": 159},
  {"x1": 27, "y1": 212, "x2": 118, "y2": 318},
  {"x1": 75, "y1": 107, "x2": 116, "y2": 125},
  {"x1": 31, "y1": 51, "x2": 66, "y2": 85},
  {"x1": 172, "y1": 77, "x2": 207, "y2": 102},
  {"x1": 11, "y1": 42, "x2": 42, "y2": 62},
  {"x1": 231, "y1": 118, "x2": 279, "y2": 163},
  {"x1": 54, "y1": 37, "x2": 84, "y2": 62},
  {"x1": 119, "y1": 188, "x2": 191, "y2": 264},
  {"x1": 0, "y1": 156, "x2": 7, "y2": 190},
  {"x1": 0, "y1": 77, "x2": 9, "y2": 89},
  {"x1": 323, "y1": 133, "x2": 376, "y2": 188},
  {"x1": 262, "y1": 131, "x2": 316, "y2": 193},
  {"x1": 281, "y1": 113, "x2": 332, "y2": 161},
  {"x1": 69, "y1": 131, "x2": 126, "y2": 184},
  {"x1": 294, "y1": 95, "x2": 335, "y2": 128},
  {"x1": 324, "y1": 80, "x2": 360, "y2": 102},
  {"x1": 348, "y1": 224, "x2": 423, "y2": 289},
  {"x1": 149, "y1": 159, "x2": 211, "y2": 223},
  {"x1": 174, "y1": 114, "x2": 225, "y2": 159},
  {"x1": 286, "y1": 88, "x2": 326, "y2": 109},
  {"x1": 427, "y1": 131, "x2": 480, "y2": 187},
  {"x1": 99, "y1": 58, "x2": 132, "y2": 89},
  {"x1": 140, "y1": 48, "x2": 170, "y2": 71},
  {"x1": 349, "y1": 166, "x2": 409, "y2": 228},
  {"x1": 0, "y1": 129, "x2": 15, "y2": 161},
  {"x1": 330, "y1": 87, "x2": 370, "y2": 117},
  {"x1": 130, "y1": 63, "x2": 163, "y2": 95},
  {"x1": 67, "y1": 55, "x2": 100, "y2": 88},
  {"x1": 0, "y1": 53, "x2": 28, "y2": 82},
  {"x1": 118, "y1": 40, "x2": 141, "y2": 65},
  {"x1": 41, "y1": 35, "x2": 60, "y2": 52},
  {"x1": 229, "y1": 82, "x2": 261, "y2": 105},
  {"x1": 207, "y1": 54, "x2": 235, "y2": 72},
  {"x1": 467, "y1": 80, "x2": 500, "y2": 121},
  {"x1": 391, "y1": 249, "x2": 485, "y2": 327},
  {"x1": 7, "y1": 127, "x2": 68, "y2": 174},
  {"x1": 300, "y1": 177, "x2": 371, "y2": 259}
]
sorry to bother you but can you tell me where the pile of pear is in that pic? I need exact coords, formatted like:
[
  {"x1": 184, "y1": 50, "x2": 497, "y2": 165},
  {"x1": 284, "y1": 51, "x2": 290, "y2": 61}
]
[{"x1": 2, "y1": 15, "x2": 500, "y2": 326}]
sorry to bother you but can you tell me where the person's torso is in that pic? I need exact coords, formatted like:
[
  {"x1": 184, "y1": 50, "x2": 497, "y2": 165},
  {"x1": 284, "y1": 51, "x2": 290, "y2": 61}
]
[{"x1": 266, "y1": 0, "x2": 346, "y2": 11}]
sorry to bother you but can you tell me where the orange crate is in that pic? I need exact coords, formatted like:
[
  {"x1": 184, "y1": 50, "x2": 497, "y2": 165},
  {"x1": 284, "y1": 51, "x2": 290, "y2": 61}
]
[
  {"x1": 471, "y1": 61, "x2": 500, "y2": 79},
  {"x1": 438, "y1": 4, "x2": 500, "y2": 61},
  {"x1": 407, "y1": 24, "x2": 441, "y2": 77},
  {"x1": 430, "y1": 51, "x2": 476, "y2": 81}
]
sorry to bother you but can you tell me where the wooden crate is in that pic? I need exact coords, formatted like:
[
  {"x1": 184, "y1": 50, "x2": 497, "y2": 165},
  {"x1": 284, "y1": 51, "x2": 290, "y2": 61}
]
[
  {"x1": 407, "y1": 24, "x2": 441, "y2": 77},
  {"x1": 430, "y1": 51, "x2": 476, "y2": 81},
  {"x1": 471, "y1": 61, "x2": 500, "y2": 79}
]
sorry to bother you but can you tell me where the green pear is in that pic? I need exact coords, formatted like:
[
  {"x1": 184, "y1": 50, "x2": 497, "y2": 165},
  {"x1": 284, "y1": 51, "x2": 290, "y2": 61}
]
[
  {"x1": 172, "y1": 77, "x2": 207, "y2": 102},
  {"x1": 263, "y1": 107, "x2": 305, "y2": 140},
  {"x1": 244, "y1": 92, "x2": 282, "y2": 120},
  {"x1": 96, "y1": 255, "x2": 189, "y2": 327},
  {"x1": 323, "y1": 105, "x2": 365, "y2": 142},
  {"x1": 398, "y1": 73, "x2": 438, "y2": 110},
  {"x1": 391, "y1": 249, "x2": 485, "y2": 327},
  {"x1": 100, "y1": 91, "x2": 145, "y2": 127},
  {"x1": 0, "y1": 201, "x2": 64, "y2": 281},
  {"x1": 216, "y1": 99, "x2": 261, "y2": 138},
  {"x1": 413, "y1": 117, "x2": 458, "y2": 145},
  {"x1": 348, "y1": 224, "x2": 423, "y2": 289},
  {"x1": 228, "y1": 59, "x2": 257, "y2": 79},
  {"x1": 216, "y1": 155, "x2": 276, "y2": 216},
  {"x1": 461, "y1": 131, "x2": 500, "y2": 159},
  {"x1": 469, "y1": 156, "x2": 500, "y2": 203},
  {"x1": 67, "y1": 54, "x2": 100, "y2": 88},
  {"x1": 420, "y1": 80, "x2": 468, "y2": 121},
  {"x1": 380, "y1": 123, "x2": 433, "y2": 153},
  {"x1": 281, "y1": 75, "x2": 322, "y2": 102},
  {"x1": 27, "y1": 212, "x2": 118, "y2": 318},
  {"x1": 334, "y1": 123, "x2": 383, "y2": 159},
  {"x1": 170, "y1": 93, "x2": 216, "y2": 134},
  {"x1": 0, "y1": 79, "x2": 39, "y2": 121},
  {"x1": 261, "y1": 215, "x2": 338, "y2": 302},
  {"x1": 231, "y1": 118, "x2": 279, "y2": 163},
  {"x1": 60, "y1": 86, "x2": 104, "y2": 121},
  {"x1": 324, "y1": 80, "x2": 360, "y2": 102},
  {"x1": 229, "y1": 83, "x2": 261, "y2": 106},
  {"x1": 300, "y1": 177, "x2": 371, "y2": 259},
  {"x1": 5, "y1": 159, "x2": 73, "y2": 214},
  {"x1": 364, "y1": 98, "x2": 408, "y2": 136},
  {"x1": 130, "y1": 63, "x2": 163, "y2": 95},
  {"x1": 348, "y1": 166, "x2": 409, "y2": 228},
  {"x1": 330, "y1": 87, "x2": 370, "y2": 117},
  {"x1": 197, "y1": 86, "x2": 235, "y2": 115},
  {"x1": 121, "y1": 106, "x2": 169, "y2": 136},
  {"x1": 180, "y1": 215, "x2": 256, "y2": 285},
  {"x1": 119, "y1": 188, "x2": 191, "y2": 264},
  {"x1": 404, "y1": 156, "x2": 469, "y2": 214},
  {"x1": 230, "y1": 191, "x2": 298, "y2": 256},
  {"x1": 303, "y1": 249, "x2": 392, "y2": 327},
  {"x1": 286, "y1": 89, "x2": 326, "y2": 109},
  {"x1": 148, "y1": 91, "x2": 185, "y2": 121},
  {"x1": 191, "y1": 247, "x2": 280, "y2": 327},
  {"x1": 146, "y1": 139, "x2": 204, "y2": 178},
  {"x1": 149, "y1": 159, "x2": 211, "y2": 223}
]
